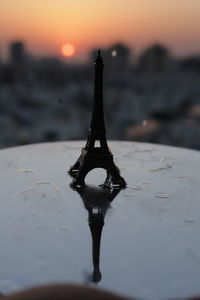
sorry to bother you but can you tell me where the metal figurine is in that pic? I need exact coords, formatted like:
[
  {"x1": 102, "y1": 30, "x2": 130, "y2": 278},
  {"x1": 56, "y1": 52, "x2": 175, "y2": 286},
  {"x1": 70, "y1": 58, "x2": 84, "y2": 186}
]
[
  {"x1": 73, "y1": 185, "x2": 122, "y2": 283},
  {"x1": 69, "y1": 50, "x2": 126, "y2": 188}
]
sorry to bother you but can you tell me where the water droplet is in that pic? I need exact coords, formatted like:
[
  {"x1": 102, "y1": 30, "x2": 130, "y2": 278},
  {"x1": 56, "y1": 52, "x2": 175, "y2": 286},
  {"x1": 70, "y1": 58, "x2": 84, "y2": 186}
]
[
  {"x1": 129, "y1": 185, "x2": 143, "y2": 190},
  {"x1": 41, "y1": 193, "x2": 47, "y2": 198},
  {"x1": 184, "y1": 218, "x2": 197, "y2": 223},
  {"x1": 154, "y1": 194, "x2": 169, "y2": 199},
  {"x1": 18, "y1": 169, "x2": 35, "y2": 174}
]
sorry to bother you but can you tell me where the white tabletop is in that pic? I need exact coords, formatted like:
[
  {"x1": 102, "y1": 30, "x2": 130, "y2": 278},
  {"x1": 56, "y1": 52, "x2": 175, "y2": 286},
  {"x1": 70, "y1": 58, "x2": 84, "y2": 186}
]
[{"x1": 0, "y1": 141, "x2": 200, "y2": 300}]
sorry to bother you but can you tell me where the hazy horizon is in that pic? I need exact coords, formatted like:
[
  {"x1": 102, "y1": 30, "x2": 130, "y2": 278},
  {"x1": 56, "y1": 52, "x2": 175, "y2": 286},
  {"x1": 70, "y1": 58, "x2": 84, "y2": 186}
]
[{"x1": 1, "y1": 0, "x2": 200, "y2": 61}]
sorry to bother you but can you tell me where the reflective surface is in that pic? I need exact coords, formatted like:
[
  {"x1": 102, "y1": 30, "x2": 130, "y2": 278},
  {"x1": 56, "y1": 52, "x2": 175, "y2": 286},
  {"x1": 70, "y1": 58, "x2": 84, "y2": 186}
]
[{"x1": 0, "y1": 141, "x2": 200, "y2": 300}]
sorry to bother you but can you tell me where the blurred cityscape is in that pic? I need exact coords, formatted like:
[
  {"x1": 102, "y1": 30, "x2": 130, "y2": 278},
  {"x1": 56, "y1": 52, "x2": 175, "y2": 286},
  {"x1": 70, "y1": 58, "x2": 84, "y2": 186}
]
[{"x1": 0, "y1": 41, "x2": 200, "y2": 150}]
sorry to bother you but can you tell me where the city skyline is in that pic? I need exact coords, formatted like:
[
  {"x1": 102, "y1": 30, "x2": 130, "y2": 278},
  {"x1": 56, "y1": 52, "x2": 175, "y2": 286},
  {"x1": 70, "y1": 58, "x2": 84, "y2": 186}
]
[{"x1": 1, "y1": 0, "x2": 200, "y2": 61}]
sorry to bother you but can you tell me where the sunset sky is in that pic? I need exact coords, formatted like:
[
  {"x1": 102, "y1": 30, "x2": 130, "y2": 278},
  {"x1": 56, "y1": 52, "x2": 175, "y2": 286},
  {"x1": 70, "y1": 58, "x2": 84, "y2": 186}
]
[{"x1": 1, "y1": 0, "x2": 200, "y2": 61}]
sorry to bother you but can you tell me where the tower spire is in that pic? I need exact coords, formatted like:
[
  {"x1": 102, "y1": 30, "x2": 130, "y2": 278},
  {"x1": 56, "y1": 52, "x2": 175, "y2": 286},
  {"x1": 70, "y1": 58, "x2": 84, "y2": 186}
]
[{"x1": 90, "y1": 50, "x2": 106, "y2": 136}]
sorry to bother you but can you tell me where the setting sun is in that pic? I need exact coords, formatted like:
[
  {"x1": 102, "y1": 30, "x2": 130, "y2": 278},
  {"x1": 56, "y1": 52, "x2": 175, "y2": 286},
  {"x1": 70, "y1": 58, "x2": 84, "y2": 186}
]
[
  {"x1": 1, "y1": 0, "x2": 200, "y2": 60},
  {"x1": 61, "y1": 44, "x2": 75, "y2": 57}
]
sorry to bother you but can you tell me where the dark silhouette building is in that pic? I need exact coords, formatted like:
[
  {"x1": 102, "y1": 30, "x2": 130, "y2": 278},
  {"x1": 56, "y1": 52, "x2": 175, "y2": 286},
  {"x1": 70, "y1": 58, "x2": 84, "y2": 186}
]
[
  {"x1": 10, "y1": 42, "x2": 27, "y2": 65},
  {"x1": 91, "y1": 43, "x2": 131, "y2": 82},
  {"x1": 180, "y1": 55, "x2": 200, "y2": 73},
  {"x1": 138, "y1": 43, "x2": 170, "y2": 72},
  {"x1": 107, "y1": 43, "x2": 130, "y2": 70}
]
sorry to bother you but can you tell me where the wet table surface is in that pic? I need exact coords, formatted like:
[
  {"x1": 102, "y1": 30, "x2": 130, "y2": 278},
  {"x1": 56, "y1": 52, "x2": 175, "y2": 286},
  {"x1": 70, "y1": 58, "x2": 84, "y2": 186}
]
[{"x1": 0, "y1": 141, "x2": 200, "y2": 300}]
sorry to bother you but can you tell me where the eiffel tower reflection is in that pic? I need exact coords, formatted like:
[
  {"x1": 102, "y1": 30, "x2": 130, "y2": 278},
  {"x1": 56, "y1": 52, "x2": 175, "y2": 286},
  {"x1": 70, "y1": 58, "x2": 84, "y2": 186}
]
[{"x1": 73, "y1": 185, "x2": 122, "y2": 283}]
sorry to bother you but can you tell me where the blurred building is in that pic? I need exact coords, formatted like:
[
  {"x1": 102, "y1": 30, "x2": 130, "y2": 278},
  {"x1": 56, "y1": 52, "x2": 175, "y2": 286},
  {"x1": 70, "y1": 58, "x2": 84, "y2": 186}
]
[
  {"x1": 0, "y1": 44, "x2": 2, "y2": 63},
  {"x1": 91, "y1": 43, "x2": 131, "y2": 83},
  {"x1": 0, "y1": 47, "x2": 2, "y2": 83},
  {"x1": 10, "y1": 42, "x2": 27, "y2": 65},
  {"x1": 7, "y1": 41, "x2": 36, "y2": 83},
  {"x1": 34, "y1": 57, "x2": 69, "y2": 86},
  {"x1": 138, "y1": 44, "x2": 170, "y2": 72},
  {"x1": 180, "y1": 56, "x2": 200, "y2": 73},
  {"x1": 106, "y1": 43, "x2": 131, "y2": 72}
]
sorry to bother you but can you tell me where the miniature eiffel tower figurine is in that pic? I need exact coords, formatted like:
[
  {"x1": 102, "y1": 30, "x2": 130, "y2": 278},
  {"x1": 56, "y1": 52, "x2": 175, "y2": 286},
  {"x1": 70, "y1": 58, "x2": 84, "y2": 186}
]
[{"x1": 69, "y1": 50, "x2": 126, "y2": 188}]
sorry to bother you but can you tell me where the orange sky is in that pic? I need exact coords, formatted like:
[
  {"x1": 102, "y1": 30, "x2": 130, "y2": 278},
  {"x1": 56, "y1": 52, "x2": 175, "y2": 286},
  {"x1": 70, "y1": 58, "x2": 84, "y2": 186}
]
[{"x1": 1, "y1": 0, "x2": 200, "y2": 61}]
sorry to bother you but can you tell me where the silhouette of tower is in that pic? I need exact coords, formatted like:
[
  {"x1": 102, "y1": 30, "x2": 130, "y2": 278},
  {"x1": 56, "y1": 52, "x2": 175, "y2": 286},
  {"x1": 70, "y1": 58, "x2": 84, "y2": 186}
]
[
  {"x1": 69, "y1": 50, "x2": 126, "y2": 188},
  {"x1": 73, "y1": 185, "x2": 121, "y2": 283}
]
